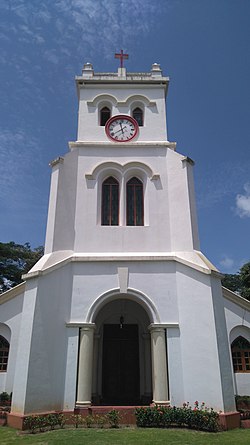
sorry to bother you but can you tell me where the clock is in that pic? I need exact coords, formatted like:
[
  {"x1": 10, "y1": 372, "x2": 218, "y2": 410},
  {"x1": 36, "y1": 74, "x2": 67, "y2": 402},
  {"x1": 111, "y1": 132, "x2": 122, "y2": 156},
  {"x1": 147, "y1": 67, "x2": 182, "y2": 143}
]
[{"x1": 105, "y1": 115, "x2": 138, "y2": 142}]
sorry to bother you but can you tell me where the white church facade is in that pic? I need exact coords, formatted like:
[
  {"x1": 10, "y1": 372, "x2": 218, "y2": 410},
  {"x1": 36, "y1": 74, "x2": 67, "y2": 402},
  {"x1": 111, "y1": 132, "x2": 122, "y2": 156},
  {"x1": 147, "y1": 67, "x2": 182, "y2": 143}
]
[{"x1": 0, "y1": 60, "x2": 250, "y2": 429}]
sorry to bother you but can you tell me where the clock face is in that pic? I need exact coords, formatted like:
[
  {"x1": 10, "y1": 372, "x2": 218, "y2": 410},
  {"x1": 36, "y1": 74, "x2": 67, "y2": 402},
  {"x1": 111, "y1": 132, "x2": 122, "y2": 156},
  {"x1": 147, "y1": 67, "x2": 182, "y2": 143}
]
[{"x1": 105, "y1": 115, "x2": 138, "y2": 142}]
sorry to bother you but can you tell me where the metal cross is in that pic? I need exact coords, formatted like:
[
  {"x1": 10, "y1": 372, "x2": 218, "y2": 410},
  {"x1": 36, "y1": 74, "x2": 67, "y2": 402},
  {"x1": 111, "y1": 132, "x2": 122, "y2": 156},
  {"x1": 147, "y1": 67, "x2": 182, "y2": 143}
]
[{"x1": 115, "y1": 49, "x2": 129, "y2": 68}]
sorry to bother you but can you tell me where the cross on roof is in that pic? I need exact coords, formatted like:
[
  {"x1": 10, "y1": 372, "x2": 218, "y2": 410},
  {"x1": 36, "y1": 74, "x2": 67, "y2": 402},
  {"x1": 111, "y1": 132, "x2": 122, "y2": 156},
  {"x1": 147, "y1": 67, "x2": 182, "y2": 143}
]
[{"x1": 115, "y1": 49, "x2": 129, "y2": 68}]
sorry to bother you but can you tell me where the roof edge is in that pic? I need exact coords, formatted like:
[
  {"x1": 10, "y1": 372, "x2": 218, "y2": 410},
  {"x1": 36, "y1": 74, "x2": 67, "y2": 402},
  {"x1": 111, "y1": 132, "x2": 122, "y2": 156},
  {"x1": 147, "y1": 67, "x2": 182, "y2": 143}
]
[
  {"x1": 222, "y1": 286, "x2": 250, "y2": 311},
  {"x1": 0, "y1": 282, "x2": 26, "y2": 305}
]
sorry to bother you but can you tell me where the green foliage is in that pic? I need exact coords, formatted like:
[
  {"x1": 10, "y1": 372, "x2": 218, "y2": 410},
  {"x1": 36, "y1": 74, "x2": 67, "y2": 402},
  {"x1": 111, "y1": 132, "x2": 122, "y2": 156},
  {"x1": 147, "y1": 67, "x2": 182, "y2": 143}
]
[
  {"x1": 23, "y1": 416, "x2": 39, "y2": 433},
  {"x1": 107, "y1": 409, "x2": 122, "y2": 428},
  {"x1": 222, "y1": 261, "x2": 250, "y2": 301},
  {"x1": 70, "y1": 414, "x2": 84, "y2": 428},
  {"x1": 222, "y1": 274, "x2": 241, "y2": 293},
  {"x1": 84, "y1": 414, "x2": 94, "y2": 428},
  {"x1": 36, "y1": 415, "x2": 48, "y2": 432},
  {"x1": 24, "y1": 413, "x2": 66, "y2": 433},
  {"x1": 93, "y1": 414, "x2": 107, "y2": 428},
  {"x1": 0, "y1": 241, "x2": 43, "y2": 293},
  {"x1": 236, "y1": 395, "x2": 250, "y2": 410},
  {"x1": 57, "y1": 413, "x2": 66, "y2": 428},
  {"x1": 0, "y1": 391, "x2": 11, "y2": 404},
  {"x1": 135, "y1": 402, "x2": 219, "y2": 432},
  {"x1": 46, "y1": 414, "x2": 59, "y2": 430}
]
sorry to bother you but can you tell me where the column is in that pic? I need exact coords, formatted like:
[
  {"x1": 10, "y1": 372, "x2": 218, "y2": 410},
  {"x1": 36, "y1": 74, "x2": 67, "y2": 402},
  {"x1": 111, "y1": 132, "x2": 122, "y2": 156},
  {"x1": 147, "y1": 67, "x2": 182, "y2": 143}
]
[
  {"x1": 76, "y1": 323, "x2": 95, "y2": 405},
  {"x1": 149, "y1": 324, "x2": 169, "y2": 405},
  {"x1": 142, "y1": 333, "x2": 152, "y2": 403},
  {"x1": 92, "y1": 333, "x2": 100, "y2": 404}
]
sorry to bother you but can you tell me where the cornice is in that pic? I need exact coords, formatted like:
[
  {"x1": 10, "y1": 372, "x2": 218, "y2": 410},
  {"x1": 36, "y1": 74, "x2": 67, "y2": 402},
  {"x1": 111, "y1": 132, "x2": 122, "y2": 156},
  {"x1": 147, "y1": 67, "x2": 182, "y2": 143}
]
[
  {"x1": 68, "y1": 141, "x2": 177, "y2": 151},
  {"x1": 22, "y1": 252, "x2": 215, "y2": 281},
  {"x1": 148, "y1": 323, "x2": 179, "y2": 330},
  {"x1": 49, "y1": 157, "x2": 64, "y2": 168},
  {"x1": 0, "y1": 282, "x2": 26, "y2": 305},
  {"x1": 66, "y1": 322, "x2": 96, "y2": 329},
  {"x1": 222, "y1": 286, "x2": 250, "y2": 311}
]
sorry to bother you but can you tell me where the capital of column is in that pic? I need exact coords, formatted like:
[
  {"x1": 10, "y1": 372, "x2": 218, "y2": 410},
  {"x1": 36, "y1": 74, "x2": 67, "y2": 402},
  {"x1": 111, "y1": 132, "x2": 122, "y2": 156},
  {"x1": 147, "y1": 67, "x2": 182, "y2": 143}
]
[
  {"x1": 148, "y1": 323, "x2": 179, "y2": 332},
  {"x1": 66, "y1": 322, "x2": 96, "y2": 331},
  {"x1": 80, "y1": 323, "x2": 96, "y2": 333}
]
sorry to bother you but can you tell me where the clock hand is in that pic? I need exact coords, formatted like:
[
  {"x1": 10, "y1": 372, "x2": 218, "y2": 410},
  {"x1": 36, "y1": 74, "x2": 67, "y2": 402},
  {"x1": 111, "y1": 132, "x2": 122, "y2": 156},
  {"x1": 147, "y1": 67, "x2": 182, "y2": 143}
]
[
  {"x1": 113, "y1": 128, "x2": 123, "y2": 135},
  {"x1": 120, "y1": 123, "x2": 124, "y2": 134}
]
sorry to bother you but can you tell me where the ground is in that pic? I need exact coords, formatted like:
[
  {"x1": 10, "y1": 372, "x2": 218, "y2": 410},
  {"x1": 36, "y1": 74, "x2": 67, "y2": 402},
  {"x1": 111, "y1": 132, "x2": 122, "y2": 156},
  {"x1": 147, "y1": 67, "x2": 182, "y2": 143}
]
[{"x1": 1, "y1": 427, "x2": 250, "y2": 445}]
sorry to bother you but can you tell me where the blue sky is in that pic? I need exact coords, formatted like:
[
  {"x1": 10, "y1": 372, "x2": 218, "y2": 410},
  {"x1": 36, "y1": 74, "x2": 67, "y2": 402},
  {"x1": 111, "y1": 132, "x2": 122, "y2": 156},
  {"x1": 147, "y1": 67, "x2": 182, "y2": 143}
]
[{"x1": 0, "y1": 0, "x2": 249, "y2": 274}]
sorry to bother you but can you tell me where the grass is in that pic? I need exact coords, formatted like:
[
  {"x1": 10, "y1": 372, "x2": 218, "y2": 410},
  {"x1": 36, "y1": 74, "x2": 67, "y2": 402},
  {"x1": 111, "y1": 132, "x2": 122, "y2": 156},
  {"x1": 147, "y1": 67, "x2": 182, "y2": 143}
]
[{"x1": 1, "y1": 426, "x2": 250, "y2": 445}]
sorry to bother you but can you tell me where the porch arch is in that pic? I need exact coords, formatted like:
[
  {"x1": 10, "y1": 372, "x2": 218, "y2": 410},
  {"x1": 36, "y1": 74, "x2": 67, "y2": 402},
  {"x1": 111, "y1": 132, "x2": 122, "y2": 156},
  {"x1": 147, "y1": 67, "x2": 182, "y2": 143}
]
[
  {"x1": 92, "y1": 297, "x2": 153, "y2": 405},
  {"x1": 86, "y1": 288, "x2": 160, "y2": 324}
]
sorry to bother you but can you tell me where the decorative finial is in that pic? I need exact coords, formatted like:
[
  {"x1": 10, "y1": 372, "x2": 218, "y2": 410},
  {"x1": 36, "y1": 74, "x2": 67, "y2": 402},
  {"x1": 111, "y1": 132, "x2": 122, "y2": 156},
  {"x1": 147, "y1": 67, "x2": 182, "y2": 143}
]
[{"x1": 115, "y1": 49, "x2": 129, "y2": 68}]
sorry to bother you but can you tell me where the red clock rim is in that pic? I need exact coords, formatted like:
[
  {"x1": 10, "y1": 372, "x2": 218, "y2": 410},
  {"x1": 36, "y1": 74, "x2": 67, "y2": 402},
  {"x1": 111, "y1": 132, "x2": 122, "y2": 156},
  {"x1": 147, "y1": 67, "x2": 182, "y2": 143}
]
[{"x1": 105, "y1": 114, "x2": 139, "y2": 142}]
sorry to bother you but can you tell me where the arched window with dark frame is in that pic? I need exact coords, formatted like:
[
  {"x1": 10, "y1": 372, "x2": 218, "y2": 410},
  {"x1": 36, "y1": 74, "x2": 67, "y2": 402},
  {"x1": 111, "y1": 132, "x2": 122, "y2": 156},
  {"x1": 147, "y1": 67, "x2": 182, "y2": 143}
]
[
  {"x1": 132, "y1": 107, "x2": 143, "y2": 126},
  {"x1": 231, "y1": 336, "x2": 250, "y2": 372},
  {"x1": 100, "y1": 107, "x2": 111, "y2": 126},
  {"x1": 0, "y1": 336, "x2": 9, "y2": 372},
  {"x1": 101, "y1": 176, "x2": 119, "y2": 225},
  {"x1": 126, "y1": 177, "x2": 144, "y2": 226}
]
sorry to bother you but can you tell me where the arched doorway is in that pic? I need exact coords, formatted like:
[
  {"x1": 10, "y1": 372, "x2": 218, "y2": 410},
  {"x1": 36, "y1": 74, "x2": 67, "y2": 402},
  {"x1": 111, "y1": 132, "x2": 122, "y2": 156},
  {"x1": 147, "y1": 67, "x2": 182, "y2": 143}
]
[{"x1": 92, "y1": 298, "x2": 152, "y2": 405}]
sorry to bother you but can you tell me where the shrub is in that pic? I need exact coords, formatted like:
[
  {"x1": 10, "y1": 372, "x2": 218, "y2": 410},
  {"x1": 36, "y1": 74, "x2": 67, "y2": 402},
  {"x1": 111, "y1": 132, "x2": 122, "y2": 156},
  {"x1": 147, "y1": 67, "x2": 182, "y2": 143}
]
[
  {"x1": 0, "y1": 410, "x2": 7, "y2": 426},
  {"x1": 46, "y1": 413, "x2": 58, "y2": 430},
  {"x1": 107, "y1": 409, "x2": 121, "y2": 428},
  {"x1": 93, "y1": 414, "x2": 107, "y2": 428},
  {"x1": 70, "y1": 414, "x2": 84, "y2": 428},
  {"x1": 135, "y1": 402, "x2": 219, "y2": 432},
  {"x1": 0, "y1": 392, "x2": 11, "y2": 404},
  {"x1": 36, "y1": 415, "x2": 48, "y2": 432},
  {"x1": 236, "y1": 395, "x2": 250, "y2": 410},
  {"x1": 24, "y1": 412, "x2": 66, "y2": 433},
  {"x1": 56, "y1": 412, "x2": 66, "y2": 428},
  {"x1": 23, "y1": 416, "x2": 39, "y2": 433},
  {"x1": 84, "y1": 414, "x2": 94, "y2": 428}
]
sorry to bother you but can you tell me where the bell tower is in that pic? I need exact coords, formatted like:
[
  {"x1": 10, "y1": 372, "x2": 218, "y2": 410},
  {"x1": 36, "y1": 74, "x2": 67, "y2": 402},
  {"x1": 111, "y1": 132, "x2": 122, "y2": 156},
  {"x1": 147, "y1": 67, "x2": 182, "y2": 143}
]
[
  {"x1": 44, "y1": 58, "x2": 201, "y2": 269},
  {"x1": 9, "y1": 56, "x2": 236, "y2": 423}
]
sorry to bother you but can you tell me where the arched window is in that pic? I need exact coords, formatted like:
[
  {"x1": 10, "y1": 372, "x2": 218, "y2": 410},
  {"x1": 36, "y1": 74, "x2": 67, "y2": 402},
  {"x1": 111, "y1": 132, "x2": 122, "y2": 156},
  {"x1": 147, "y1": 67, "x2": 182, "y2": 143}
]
[
  {"x1": 101, "y1": 177, "x2": 119, "y2": 225},
  {"x1": 231, "y1": 336, "x2": 250, "y2": 372},
  {"x1": 126, "y1": 177, "x2": 144, "y2": 226},
  {"x1": 132, "y1": 107, "x2": 143, "y2": 126},
  {"x1": 0, "y1": 336, "x2": 9, "y2": 372},
  {"x1": 100, "y1": 107, "x2": 111, "y2": 126}
]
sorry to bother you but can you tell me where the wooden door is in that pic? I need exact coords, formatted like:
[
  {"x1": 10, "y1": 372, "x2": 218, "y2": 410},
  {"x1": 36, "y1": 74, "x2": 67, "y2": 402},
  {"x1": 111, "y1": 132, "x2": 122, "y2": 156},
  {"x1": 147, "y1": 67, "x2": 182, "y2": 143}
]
[{"x1": 102, "y1": 324, "x2": 140, "y2": 405}]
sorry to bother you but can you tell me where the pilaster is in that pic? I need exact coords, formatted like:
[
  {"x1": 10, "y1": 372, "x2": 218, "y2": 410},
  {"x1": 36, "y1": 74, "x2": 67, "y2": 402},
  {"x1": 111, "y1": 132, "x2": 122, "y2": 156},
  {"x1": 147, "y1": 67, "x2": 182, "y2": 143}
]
[
  {"x1": 149, "y1": 324, "x2": 169, "y2": 405},
  {"x1": 76, "y1": 323, "x2": 96, "y2": 406}
]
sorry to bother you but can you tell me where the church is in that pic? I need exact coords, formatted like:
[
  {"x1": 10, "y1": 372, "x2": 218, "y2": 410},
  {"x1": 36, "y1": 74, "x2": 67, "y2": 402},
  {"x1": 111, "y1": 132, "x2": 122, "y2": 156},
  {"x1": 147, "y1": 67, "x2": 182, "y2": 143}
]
[{"x1": 0, "y1": 56, "x2": 250, "y2": 429}]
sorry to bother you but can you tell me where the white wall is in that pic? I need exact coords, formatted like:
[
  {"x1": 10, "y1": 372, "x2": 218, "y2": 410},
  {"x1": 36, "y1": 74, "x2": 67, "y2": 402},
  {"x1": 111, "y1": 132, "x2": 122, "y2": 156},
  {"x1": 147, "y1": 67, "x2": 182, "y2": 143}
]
[
  {"x1": 43, "y1": 145, "x2": 199, "y2": 261},
  {"x1": 224, "y1": 296, "x2": 250, "y2": 396},
  {"x1": 0, "y1": 292, "x2": 24, "y2": 394},
  {"x1": 77, "y1": 85, "x2": 168, "y2": 142},
  {"x1": 169, "y1": 264, "x2": 235, "y2": 412},
  {"x1": 11, "y1": 266, "x2": 75, "y2": 414}
]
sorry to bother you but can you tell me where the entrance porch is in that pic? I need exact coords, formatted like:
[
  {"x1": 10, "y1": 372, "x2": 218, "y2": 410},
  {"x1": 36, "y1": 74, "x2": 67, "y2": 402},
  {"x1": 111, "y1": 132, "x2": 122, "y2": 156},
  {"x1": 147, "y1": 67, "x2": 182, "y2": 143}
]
[{"x1": 76, "y1": 297, "x2": 169, "y2": 407}]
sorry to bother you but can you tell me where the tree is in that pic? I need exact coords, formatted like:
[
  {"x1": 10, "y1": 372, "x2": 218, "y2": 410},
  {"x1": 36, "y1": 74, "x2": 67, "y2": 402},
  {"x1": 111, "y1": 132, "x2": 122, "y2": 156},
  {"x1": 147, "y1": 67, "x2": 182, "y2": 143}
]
[
  {"x1": 222, "y1": 261, "x2": 250, "y2": 301},
  {"x1": 221, "y1": 273, "x2": 241, "y2": 294},
  {"x1": 240, "y1": 262, "x2": 250, "y2": 301},
  {"x1": 0, "y1": 242, "x2": 44, "y2": 294}
]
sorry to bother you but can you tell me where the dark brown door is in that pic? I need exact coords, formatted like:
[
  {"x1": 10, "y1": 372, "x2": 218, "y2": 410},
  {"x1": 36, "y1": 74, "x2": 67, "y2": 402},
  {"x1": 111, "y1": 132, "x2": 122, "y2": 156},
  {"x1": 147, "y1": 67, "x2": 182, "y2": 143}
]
[{"x1": 102, "y1": 324, "x2": 140, "y2": 405}]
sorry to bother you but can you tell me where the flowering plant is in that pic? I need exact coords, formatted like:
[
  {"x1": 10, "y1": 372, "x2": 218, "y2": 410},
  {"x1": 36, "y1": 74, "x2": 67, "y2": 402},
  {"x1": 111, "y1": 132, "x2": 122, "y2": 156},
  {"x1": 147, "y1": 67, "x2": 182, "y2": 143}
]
[{"x1": 135, "y1": 401, "x2": 219, "y2": 432}]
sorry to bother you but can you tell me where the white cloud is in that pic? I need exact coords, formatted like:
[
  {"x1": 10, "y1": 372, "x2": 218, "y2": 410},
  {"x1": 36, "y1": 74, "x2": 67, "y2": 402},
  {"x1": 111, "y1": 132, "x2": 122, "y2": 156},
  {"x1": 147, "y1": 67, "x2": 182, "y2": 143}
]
[
  {"x1": 1, "y1": 0, "x2": 173, "y2": 73},
  {"x1": 235, "y1": 183, "x2": 250, "y2": 218},
  {"x1": 197, "y1": 160, "x2": 250, "y2": 209},
  {"x1": 53, "y1": 0, "x2": 170, "y2": 59},
  {"x1": 219, "y1": 255, "x2": 234, "y2": 270}
]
